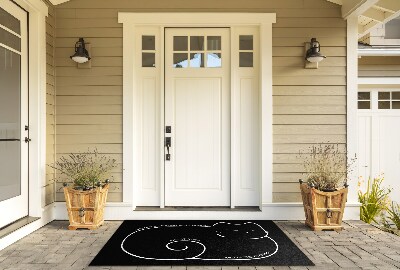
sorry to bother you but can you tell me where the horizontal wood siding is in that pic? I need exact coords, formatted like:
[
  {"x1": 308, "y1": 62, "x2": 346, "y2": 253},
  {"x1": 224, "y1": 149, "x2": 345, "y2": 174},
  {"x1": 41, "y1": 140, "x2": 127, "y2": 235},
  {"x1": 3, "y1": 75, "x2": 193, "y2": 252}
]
[
  {"x1": 359, "y1": 56, "x2": 400, "y2": 77},
  {"x1": 45, "y1": 1, "x2": 56, "y2": 207},
  {"x1": 55, "y1": 0, "x2": 346, "y2": 203}
]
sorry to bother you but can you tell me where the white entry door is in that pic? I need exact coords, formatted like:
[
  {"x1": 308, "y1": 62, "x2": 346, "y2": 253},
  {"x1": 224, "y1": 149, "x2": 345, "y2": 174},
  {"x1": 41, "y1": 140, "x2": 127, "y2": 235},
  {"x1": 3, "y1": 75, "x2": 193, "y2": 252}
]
[
  {"x1": 0, "y1": 0, "x2": 29, "y2": 229},
  {"x1": 358, "y1": 90, "x2": 400, "y2": 203},
  {"x1": 164, "y1": 28, "x2": 230, "y2": 206}
]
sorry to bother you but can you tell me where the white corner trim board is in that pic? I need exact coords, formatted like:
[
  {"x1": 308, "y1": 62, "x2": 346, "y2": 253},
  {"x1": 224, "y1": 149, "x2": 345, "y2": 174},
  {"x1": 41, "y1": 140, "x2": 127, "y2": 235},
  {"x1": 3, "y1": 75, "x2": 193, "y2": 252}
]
[{"x1": 53, "y1": 202, "x2": 361, "y2": 221}]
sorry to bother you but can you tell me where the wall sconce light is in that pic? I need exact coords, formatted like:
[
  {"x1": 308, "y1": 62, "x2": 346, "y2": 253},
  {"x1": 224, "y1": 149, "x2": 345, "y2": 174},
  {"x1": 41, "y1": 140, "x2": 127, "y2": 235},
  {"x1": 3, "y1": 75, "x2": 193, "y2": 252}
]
[
  {"x1": 70, "y1": 38, "x2": 91, "y2": 64},
  {"x1": 305, "y1": 38, "x2": 326, "y2": 69}
]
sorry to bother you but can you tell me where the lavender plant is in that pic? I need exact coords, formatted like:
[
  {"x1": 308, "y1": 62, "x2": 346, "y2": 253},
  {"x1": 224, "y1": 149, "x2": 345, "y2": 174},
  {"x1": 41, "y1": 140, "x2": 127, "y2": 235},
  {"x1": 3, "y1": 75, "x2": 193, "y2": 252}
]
[
  {"x1": 50, "y1": 148, "x2": 117, "y2": 190},
  {"x1": 299, "y1": 144, "x2": 356, "y2": 191}
]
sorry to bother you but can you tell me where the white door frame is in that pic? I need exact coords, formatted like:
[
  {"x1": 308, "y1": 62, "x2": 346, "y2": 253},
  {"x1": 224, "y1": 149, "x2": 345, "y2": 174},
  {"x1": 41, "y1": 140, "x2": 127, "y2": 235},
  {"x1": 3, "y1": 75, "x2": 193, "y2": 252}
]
[
  {"x1": 12, "y1": 0, "x2": 48, "y2": 218},
  {"x1": 119, "y1": 13, "x2": 275, "y2": 210},
  {"x1": 0, "y1": 0, "x2": 29, "y2": 228}
]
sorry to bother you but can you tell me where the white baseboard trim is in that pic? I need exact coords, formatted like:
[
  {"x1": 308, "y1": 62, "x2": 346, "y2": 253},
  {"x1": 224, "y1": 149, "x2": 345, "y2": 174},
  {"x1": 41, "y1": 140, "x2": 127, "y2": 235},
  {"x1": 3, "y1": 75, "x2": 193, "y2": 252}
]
[
  {"x1": 54, "y1": 201, "x2": 361, "y2": 220},
  {"x1": 0, "y1": 203, "x2": 54, "y2": 251}
]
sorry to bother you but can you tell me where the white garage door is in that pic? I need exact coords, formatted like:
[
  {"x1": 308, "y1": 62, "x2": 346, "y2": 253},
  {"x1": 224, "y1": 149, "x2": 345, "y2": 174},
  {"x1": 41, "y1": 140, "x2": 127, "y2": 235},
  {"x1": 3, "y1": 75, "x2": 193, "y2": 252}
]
[{"x1": 358, "y1": 89, "x2": 400, "y2": 202}]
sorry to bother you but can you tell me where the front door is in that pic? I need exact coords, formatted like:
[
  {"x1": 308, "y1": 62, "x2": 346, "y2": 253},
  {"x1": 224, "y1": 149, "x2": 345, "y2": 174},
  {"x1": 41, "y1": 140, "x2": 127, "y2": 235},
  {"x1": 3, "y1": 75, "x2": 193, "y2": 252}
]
[
  {"x1": 0, "y1": 0, "x2": 28, "y2": 228},
  {"x1": 164, "y1": 28, "x2": 230, "y2": 206}
]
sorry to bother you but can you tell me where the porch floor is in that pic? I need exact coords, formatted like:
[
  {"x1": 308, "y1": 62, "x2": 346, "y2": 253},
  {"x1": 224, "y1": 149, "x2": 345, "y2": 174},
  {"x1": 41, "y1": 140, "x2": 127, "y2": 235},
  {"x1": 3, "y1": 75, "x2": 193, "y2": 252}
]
[{"x1": 0, "y1": 220, "x2": 399, "y2": 270}]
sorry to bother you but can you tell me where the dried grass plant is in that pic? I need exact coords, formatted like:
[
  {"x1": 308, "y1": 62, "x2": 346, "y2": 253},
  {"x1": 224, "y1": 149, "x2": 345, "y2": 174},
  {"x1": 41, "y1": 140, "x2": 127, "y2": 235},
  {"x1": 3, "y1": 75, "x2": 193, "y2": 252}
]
[
  {"x1": 299, "y1": 144, "x2": 356, "y2": 191},
  {"x1": 50, "y1": 148, "x2": 117, "y2": 190}
]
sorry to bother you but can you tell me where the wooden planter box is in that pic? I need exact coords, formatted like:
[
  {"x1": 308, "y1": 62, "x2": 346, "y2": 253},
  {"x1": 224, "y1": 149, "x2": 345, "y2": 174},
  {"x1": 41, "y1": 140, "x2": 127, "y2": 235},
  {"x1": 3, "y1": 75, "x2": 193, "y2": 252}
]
[
  {"x1": 300, "y1": 182, "x2": 348, "y2": 231},
  {"x1": 63, "y1": 184, "x2": 109, "y2": 230}
]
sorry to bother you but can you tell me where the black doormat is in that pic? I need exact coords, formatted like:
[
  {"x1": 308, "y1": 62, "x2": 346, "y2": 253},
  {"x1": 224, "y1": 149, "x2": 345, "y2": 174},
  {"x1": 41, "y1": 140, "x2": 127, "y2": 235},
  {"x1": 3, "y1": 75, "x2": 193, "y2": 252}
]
[{"x1": 90, "y1": 220, "x2": 314, "y2": 266}]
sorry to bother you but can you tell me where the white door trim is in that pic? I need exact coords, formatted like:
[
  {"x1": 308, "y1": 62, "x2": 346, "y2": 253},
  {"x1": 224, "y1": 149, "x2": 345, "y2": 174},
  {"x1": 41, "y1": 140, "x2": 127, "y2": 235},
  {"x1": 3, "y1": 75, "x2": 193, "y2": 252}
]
[
  {"x1": 13, "y1": 0, "x2": 48, "y2": 217},
  {"x1": 119, "y1": 13, "x2": 276, "y2": 210}
]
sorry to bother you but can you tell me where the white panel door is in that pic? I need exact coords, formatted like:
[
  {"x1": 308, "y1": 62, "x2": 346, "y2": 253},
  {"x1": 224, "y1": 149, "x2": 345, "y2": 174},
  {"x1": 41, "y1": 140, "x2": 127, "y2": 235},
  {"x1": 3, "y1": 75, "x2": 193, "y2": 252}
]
[
  {"x1": 0, "y1": 0, "x2": 28, "y2": 228},
  {"x1": 378, "y1": 116, "x2": 400, "y2": 201},
  {"x1": 357, "y1": 90, "x2": 400, "y2": 203},
  {"x1": 164, "y1": 28, "x2": 230, "y2": 206}
]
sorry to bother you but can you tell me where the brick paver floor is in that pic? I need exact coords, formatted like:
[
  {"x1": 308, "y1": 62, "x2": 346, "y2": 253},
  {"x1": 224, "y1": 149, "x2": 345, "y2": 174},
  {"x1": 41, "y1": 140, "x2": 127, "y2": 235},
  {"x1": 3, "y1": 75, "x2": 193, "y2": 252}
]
[{"x1": 0, "y1": 220, "x2": 399, "y2": 270}]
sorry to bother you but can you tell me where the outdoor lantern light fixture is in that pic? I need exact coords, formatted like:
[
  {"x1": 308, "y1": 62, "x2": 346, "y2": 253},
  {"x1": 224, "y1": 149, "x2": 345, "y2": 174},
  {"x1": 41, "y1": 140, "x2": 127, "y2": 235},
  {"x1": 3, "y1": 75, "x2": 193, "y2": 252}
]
[
  {"x1": 305, "y1": 38, "x2": 326, "y2": 69},
  {"x1": 70, "y1": 37, "x2": 91, "y2": 64}
]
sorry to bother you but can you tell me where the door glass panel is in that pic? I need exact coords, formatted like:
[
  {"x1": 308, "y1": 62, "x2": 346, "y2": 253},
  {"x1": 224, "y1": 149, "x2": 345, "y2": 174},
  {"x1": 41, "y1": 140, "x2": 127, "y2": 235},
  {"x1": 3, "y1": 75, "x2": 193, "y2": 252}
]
[
  {"x1": 0, "y1": 46, "x2": 21, "y2": 202},
  {"x1": 239, "y1": 52, "x2": 253, "y2": 67},
  {"x1": 142, "y1": 53, "x2": 155, "y2": 67},
  {"x1": 142, "y1": 35, "x2": 155, "y2": 50},
  {"x1": 392, "y1": 92, "x2": 400, "y2": 100},
  {"x1": 190, "y1": 36, "x2": 204, "y2": 51},
  {"x1": 207, "y1": 53, "x2": 221, "y2": 68},
  {"x1": 0, "y1": 27, "x2": 21, "y2": 51},
  {"x1": 173, "y1": 53, "x2": 188, "y2": 68},
  {"x1": 378, "y1": 101, "x2": 390, "y2": 109},
  {"x1": 189, "y1": 53, "x2": 204, "y2": 68},
  {"x1": 378, "y1": 92, "x2": 390, "y2": 100},
  {"x1": 358, "y1": 101, "x2": 370, "y2": 109},
  {"x1": 173, "y1": 36, "x2": 188, "y2": 51},
  {"x1": 239, "y1": 35, "x2": 253, "y2": 50},
  {"x1": 0, "y1": 7, "x2": 20, "y2": 34},
  {"x1": 358, "y1": 92, "x2": 370, "y2": 100},
  {"x1": 207, "y1": 36, "x2": 221, "y2": 50},
  {"x1": 392, "y1": 101, "x2": 400, "y2": 109}
]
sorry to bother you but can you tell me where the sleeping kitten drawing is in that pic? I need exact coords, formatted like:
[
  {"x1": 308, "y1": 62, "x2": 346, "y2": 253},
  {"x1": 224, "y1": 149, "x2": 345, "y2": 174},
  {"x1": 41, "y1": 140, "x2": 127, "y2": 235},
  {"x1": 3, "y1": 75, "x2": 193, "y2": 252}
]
[{"x1": 121, "y1": 222, "x2": 279, "y2": 260}]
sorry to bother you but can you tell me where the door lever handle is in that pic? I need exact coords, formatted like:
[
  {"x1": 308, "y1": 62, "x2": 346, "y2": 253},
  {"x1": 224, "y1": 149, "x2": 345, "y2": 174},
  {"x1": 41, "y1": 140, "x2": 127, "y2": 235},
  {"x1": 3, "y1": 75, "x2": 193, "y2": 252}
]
[{"x1": 165, "y1": 137, "x2": 171, "y2": 161}]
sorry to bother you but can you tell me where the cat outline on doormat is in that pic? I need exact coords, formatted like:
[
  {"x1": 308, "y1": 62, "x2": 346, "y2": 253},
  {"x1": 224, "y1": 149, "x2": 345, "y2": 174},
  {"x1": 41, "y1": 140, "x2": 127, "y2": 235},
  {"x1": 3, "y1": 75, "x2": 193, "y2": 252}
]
[{"x1": 121, "y1": 222, "x2": 279, "y2": 260}]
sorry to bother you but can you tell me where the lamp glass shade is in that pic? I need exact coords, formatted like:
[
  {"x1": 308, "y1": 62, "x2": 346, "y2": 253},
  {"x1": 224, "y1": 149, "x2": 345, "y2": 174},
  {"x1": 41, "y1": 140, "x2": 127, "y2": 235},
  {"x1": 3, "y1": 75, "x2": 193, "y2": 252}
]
[{"x1": 71, "y1": 55, "x2": 89, "y2": 64}]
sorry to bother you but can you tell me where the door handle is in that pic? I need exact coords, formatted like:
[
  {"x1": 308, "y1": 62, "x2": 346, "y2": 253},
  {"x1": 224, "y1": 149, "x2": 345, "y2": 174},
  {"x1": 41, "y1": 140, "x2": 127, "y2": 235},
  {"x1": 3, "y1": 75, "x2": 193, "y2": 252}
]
[{"x1": 165, "y1": 137, "x2": 171, "y2": 161}]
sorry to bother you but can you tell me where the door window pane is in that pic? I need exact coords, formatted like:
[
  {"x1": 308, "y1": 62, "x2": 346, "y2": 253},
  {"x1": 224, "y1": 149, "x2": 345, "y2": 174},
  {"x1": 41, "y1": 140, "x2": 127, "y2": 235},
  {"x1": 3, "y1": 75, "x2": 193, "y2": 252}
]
[
  {"x1": 189, "y1": 53, "x2": 204, "y2": 68},
  {"x1": 207, "y1": 36, "x2": 221, "y2": 50},
  {"x1": 392, "y1": 92, "x2": 400, "y2": 100},
  {"x1": 393, "y1": 101, "x2": 400, "y2": 109},
  {"x1": 190, "y1": 36, "x2": 204, "y2": 51},
  {"x1": 173, "y1": 36, "x2": 188, "y2": 51},
  {"x1": 173, "y1": 53, "x2": 188, "y2": 68},
  {"x1": 358, "y1": 101, "x2": 370, "y2": 109},
  {"x1": 0, "y1": 7, "x2": 20, "y2": 34},
  {"x1": 239, "y1": 52, "x2": 253, "y2": 67},
  {"x1": 0, "y1": 47, "x2": 21, "y2": 201},
  {"x1": 0, "y1": 27, "x2": 21, "y2": 51},
  {"x1": 378, "y1": 92, "x2": 390, "y2": 100},
  {"x1": 142, "y1": 35, "x2": 155, "y2": 50},
  {"x1": 378, "y1": 101, "x2": 390, "y2": 109},
  {"x1": 358, "y1": 92, "x2": 370, "y2": 100},
  {"x1": 239, "y1": 35, "x2": 253, "y2": 50},
  {"x1": 142, "y1": 53, "x2": 155, "y2": 67},
  {"x1": 207, "y1": 53, "x2": 221, "y2": 68}
]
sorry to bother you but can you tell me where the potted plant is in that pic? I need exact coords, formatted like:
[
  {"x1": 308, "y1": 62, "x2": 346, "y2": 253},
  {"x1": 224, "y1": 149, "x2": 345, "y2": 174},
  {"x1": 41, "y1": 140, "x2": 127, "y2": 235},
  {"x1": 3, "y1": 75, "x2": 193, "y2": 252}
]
[
  {"x1": 50, "y1": 148, "x2": 117, "y2": 230},
  {"x1": 298, "y1": 144, "x2": 355, "y2": 231}
]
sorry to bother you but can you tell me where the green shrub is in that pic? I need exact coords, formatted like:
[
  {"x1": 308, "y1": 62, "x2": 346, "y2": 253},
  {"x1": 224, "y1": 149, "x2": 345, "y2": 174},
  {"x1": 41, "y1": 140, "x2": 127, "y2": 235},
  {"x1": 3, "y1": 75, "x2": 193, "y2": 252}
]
[
  {"x1": 382, "y1": 201, "x2": 400, "y2": 230},
  {"x1": 358, "y1": 176, "x2": 391, "y2": 224}
]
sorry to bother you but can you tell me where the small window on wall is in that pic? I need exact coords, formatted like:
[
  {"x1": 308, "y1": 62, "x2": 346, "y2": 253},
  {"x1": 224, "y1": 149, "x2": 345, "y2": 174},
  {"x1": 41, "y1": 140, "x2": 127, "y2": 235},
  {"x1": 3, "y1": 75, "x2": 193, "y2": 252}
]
[
  {"x1": 378, "y1": 91, "x2": 400, "y2": 109},
  {"x1": 358, "y1": 92, "x2": 370, "y2": 109},
  {"x1": 142, "y1": 35, "x2": 155, "y2": 67},
  {"x1": 239, "y1": 35, "x2": 253, "y2": 67}
]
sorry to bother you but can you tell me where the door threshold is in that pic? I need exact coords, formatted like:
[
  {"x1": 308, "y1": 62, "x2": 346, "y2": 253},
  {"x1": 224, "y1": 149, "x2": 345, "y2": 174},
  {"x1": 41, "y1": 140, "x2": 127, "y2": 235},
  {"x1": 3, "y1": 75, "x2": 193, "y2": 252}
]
[
  {"x1": 0, "y1": 216, "x2": 40, "y2": 240},
  {"x1": 135, "y1": 206, "x2": 261, "y2": 211}
]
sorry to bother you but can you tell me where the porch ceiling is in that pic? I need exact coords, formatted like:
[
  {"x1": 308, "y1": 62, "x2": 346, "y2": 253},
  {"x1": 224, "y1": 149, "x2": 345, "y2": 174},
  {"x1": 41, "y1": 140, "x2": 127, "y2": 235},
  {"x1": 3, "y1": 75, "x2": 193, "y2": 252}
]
[{"x1": 326, "y1": 0, "x2": 400, "y2": 40}]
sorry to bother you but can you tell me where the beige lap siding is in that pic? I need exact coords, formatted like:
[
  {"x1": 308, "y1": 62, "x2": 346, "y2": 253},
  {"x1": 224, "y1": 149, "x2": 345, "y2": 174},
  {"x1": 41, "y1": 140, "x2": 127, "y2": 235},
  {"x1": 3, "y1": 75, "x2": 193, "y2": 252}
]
[
  {"x1": 45, "y1": 0, "x2": 56, "y2": 207},
  {"x1": 54, "y1": 0, "x2": 346, "y2": 203},
  {"x1": 359, "y1": 56, "x2": 400, "y2": 77}
]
